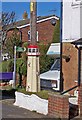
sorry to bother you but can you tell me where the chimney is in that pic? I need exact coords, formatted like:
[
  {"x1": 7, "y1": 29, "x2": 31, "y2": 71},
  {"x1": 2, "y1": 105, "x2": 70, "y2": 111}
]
[{"x1": 23, "y1": 11, "x2": 28, "y2": 20}]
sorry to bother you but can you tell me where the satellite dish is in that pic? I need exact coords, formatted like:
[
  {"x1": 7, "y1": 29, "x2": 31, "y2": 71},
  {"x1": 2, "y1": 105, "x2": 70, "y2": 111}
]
[{"x1": 50, "y1": 18, "x2": 56, "y2": 26}]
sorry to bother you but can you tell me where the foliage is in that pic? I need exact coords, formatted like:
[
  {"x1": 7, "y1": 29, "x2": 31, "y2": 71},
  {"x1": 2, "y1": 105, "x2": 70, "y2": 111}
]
[
  {"x1": 7, "y1": 59, "x2": 14, "y2": 72},
  {"x1": 21, "y1": 42, "x2": 28, "y2": 63},
  {"x1": 2, "y1": 11, "x2": 16, "y2": 44},
  {"x1": 0, "y1": 58, "x2": 27, "y2": 76},
  {"x1": 17, "y1": 88, "x2": 49, "y2": 100},
  {"x1": 52, "y1": 20, "x2": 60, "y2": 43},
  {"x1": 16, "y1": 58, "x2": 27, "y2": 76},
  {"x1": 5, "y1": 29, "x2": 21, "y2": 58},
  {"x1": 2, "y1": 11, "x2": 15, "y2": 26},
  {"x1": 39, "y1": 43, "x2": 54, "y2": 73},
  {"x1": 0, "y1": 61, "x2": 7, "y2": 72}
]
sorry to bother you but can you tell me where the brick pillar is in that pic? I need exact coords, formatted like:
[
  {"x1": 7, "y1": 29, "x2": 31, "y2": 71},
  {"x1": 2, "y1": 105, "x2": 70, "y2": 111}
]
[
  {"x1": 78, "y1": 84, "x2": 82, "y2": 116},
  {"x1": 48, "y1": 93, "x2": 69, "y2": 119}
]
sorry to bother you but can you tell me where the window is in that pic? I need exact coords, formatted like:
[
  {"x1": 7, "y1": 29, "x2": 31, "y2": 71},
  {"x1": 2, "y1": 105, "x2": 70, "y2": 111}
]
[
  {"x1": 28, "y1": 30, "x2": 39, "y2": 42},
  {"x1": 28, "y1": 30, "x2": 31, "y2": 41},
  {"x1": 32, "y1": 49, "x2": 35, "y2": 53},
  {"x1": 50, "y1": 59, "x2": 60, "y2": 71},
  {"x1": 28, "y1": 48, "x2": 31, "y2": 53}
]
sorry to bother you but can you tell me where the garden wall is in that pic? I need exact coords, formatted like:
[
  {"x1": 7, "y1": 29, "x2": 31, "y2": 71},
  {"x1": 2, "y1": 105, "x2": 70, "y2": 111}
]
[{"x1": 14, "y1": 91, "x2": 48, "y2": 115}]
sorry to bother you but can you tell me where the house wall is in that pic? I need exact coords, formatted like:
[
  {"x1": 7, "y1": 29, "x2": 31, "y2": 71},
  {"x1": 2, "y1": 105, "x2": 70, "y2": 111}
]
[
  {"x1": 62, "y1": 0, "x2": 82, "y2": 42},
  {"x1": 7, "y1": 29, "x2": 20, "y2": 38},
  {"x1": 19, "y1": 20, "x2": 55, "y2": 44},
  {"x1": 62, "y1": 43, "x2": 78, "y2": 94}
]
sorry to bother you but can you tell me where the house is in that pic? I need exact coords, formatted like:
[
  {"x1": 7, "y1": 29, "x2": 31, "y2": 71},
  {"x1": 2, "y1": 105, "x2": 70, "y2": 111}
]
[
  {"x1": 6, "y1": 15, "x2": 59, "y2": 45},
  {"x1": 62, "y1": 0, "x2": 82, "y2": 94},
  {"x1": 45, "y1": 0, "x2": 82, "y2": 94}
]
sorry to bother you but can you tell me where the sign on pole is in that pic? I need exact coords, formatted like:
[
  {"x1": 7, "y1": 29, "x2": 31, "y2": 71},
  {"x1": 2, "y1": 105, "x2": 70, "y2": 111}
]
[{"x1": 16, "y1": 47, "x2": 26, "y2": 52}]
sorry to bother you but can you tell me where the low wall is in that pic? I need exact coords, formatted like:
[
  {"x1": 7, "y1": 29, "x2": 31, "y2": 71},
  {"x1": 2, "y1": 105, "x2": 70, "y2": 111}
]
[
  {"x1": 48, "y1": 93, "x2": 69, "y2": 118},
  {"x1": 14, "y1": 91, "x2": 48, "y2": 115},
  {"x1": 78, "y1": 84, "x2": 82, "y2": 116}
]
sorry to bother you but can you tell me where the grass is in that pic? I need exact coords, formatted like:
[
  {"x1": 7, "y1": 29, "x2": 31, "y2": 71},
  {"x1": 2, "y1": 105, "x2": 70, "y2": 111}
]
[
  {"x1": 1, "y1": 84, "x2": 60, "y2": 100},
  {"x1": 17, "y1": 88, "x2": 49, "y2": 100},
  {"x1": 17, "y1": 87, "x2": 60, "y2": 100}
]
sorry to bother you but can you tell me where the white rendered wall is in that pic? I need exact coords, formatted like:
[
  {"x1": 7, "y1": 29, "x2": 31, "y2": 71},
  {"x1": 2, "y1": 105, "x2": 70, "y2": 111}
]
[
  {"x1": 14, "y1": 92, "x2": 48, "y2": 115},
  {"x1": 62, "y1": 0, "x2": 82, "y2": 42}
]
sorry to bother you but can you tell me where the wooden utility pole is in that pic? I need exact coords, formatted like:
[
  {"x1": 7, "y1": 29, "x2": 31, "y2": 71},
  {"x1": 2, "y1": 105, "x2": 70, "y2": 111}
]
[{"x1": 30, "y1": 0, "x2": 37, "y2": 45}]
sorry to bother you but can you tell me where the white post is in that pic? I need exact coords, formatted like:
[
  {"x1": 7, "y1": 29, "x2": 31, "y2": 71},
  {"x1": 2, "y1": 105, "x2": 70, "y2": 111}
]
[{"x1": 13, "y1": 46, "x2": 16, "y2": 88}]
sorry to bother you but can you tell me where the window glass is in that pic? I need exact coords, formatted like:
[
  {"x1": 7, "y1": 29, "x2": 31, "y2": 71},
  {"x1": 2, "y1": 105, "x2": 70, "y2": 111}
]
[
  {"x1": 32, "y1": 49, "x2": 35, "y2": 53},
  {"x1": 29, "y1": 49, "x2": 31, "y2": 52},
  {"x1": 50, "y1": 59, "x2": 60, "y2": 71},
  {"x1": 36, "y1": 49, "x2": 38, "y2": 52}
]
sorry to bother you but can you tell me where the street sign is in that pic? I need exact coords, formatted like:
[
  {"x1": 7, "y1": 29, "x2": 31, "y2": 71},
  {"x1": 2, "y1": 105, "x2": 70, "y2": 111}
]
[{"x1": 16, "y1": 47, "x2": 26, "y2": 52}]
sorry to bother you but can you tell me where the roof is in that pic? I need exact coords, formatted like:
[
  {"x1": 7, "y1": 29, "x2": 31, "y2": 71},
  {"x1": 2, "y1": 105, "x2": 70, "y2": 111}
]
[
  {"x1": 3, "y1": 14, "x2": 59, "y2": 30},
  {"x1": 17, "y1": 15, "x2": 59, "y2": 29},
  {"x1": 47, "y1": 43, "x2": 60, "y2": 58}
]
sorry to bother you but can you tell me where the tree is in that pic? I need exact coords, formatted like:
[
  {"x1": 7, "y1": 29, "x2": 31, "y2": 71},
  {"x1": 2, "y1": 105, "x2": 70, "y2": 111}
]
[
  {"x1": 52, "y1": 20, "x2": 60, "y2": 43},
  {"x1": 39, "y1": 44, "x2": 54, "y2": 73},
  {"x1": 5, "y1": 29, "x2": 21, "y2": 58},
  {"x1": 2, "y1": 11, "x2": 16, "y2": 44}
]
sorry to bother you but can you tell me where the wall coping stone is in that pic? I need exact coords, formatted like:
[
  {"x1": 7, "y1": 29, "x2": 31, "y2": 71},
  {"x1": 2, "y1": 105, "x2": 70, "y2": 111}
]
[{"x1": 48, "y1": 92, "x2": 69, "y2": 99}]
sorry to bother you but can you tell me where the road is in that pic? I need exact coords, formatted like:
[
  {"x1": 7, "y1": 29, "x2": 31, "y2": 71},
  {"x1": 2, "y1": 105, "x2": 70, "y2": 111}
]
[
  {"x1": 1, "y1": 99, "x2": 50, "y2": 119},
  {"x1": 0, "y1": 89, "x2": 50, "y2": 119}
]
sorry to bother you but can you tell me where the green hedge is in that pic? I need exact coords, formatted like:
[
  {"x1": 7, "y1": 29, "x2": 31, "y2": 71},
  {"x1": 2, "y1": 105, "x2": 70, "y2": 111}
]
[{"x1": 0, "y1": 58, "x2": 27, "y2": 76}]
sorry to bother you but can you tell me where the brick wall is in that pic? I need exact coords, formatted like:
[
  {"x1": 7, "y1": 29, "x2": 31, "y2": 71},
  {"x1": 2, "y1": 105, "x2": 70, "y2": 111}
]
[
  {"x1": 62, "y1": 43, "x2": 78, "y2": 94},
  {"x1": 78, "y1": 84, "x2": 82, "y2": 116},
  {"x1": 19, "y1": 20, "x2": 55, "y2": 44},
  {"x1": 48, "y1": 93, "x2": 69, "y2": 119},
  {"x1": 7, "y1": 20, "x2": 55, "y2": 44}
]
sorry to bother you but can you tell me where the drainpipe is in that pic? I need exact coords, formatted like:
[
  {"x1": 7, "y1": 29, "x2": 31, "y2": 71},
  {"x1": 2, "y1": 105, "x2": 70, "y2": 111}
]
[
  {"x1": 60, "y1": 0, "x2": 63, "y2": 92},
  {"x1": 78, "y1": 47, "x2": 81, "y2": 86}
]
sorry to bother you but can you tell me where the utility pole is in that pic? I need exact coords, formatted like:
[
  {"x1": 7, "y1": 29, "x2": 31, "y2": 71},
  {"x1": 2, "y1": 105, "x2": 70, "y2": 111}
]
[
  {"x1": 26, "y1": 0, "x2": 40, "y2": 92},
  {"x1": 30, "y1": 0, "x2": 37, "y2": 45}
]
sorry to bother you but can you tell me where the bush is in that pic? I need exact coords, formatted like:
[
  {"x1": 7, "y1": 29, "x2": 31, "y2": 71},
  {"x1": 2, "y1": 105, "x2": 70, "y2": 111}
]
[
  {"x1": 0, "y1": 58, "x2": 27, "y2": 76},
  {"x1": 39, "y1": 43, "x2": 54, "y2": 73}
]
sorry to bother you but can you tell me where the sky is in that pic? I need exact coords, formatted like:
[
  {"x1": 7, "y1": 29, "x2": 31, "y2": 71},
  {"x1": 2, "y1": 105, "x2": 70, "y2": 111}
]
[{"x1": 2, "y1": 2, "x2": 61, "y2": 21}]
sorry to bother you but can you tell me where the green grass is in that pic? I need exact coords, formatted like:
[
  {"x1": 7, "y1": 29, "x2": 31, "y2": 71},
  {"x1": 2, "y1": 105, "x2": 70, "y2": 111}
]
[
  {"x1": 17, "y1": 88, "x2": 49, "y2": 100},
  {"x1": 17, "y1": 88, "x2": 60, "y2": 100},
  {"x1": 1, "y1": 84, "x2": 60, "y2": 100}
]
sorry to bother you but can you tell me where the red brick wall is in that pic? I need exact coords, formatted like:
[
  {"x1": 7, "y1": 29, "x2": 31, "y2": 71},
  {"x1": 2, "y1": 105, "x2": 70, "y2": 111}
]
[
  {"x1": 37, "y1": 20, "x2": 55, "y2": 44},
  {"x1": 7, "y1": 29, "x2": 20, "y2": 38},
  {"x1": 19, "y1": 20, "x2": 55, "y2": 44},
  {"x1": 20, "y1": 26, "x2": 29, "y2": 43},
  {"x1": 78, "y1": 84, "x2": 82, "y2": 116},
  {"x1": 62, "y1": 43, "x2": 78, "y2": 94},
  {"x1": 48, "y1": 93, "x2": 69, "y2": 118}
]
